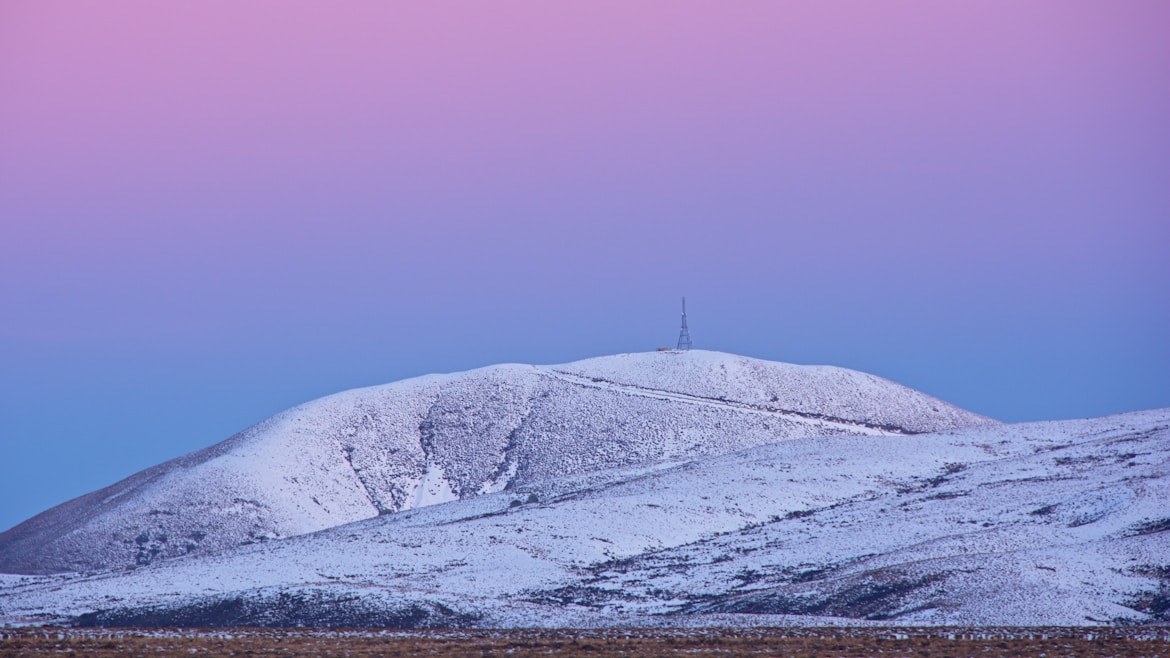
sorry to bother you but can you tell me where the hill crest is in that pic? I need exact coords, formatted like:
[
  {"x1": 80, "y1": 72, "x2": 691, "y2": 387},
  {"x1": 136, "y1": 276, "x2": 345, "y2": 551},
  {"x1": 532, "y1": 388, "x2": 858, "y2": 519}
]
[{"x1": 0, "y1": 350, "x2": 992, "y2": 574}]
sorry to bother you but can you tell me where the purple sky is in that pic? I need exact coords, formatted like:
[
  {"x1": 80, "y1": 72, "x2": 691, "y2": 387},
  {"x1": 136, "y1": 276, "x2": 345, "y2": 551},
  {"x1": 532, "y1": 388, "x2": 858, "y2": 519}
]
[{"x1": 1, "y1": 1, "x2": 1168, "y2": 532}]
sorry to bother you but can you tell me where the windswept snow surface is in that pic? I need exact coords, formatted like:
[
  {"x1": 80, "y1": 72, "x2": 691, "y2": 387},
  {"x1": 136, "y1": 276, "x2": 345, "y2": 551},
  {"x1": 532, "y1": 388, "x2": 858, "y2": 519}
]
[
  {"x1": 0, "y1": 409, "x2": 1166, "y2": 628},
  {"x1": 0, "y1": 351, "x2": 990, "y2": 575}
]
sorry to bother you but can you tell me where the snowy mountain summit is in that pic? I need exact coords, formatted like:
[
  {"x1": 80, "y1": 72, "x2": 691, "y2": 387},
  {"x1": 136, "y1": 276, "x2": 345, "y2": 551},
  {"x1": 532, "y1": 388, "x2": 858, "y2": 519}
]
[
  {"x1": 0, "y1": 351, "x2": 988, "y2": 575},
  {"x1": 4, "y1": 351, "x2": 1165, "y2": 628}
]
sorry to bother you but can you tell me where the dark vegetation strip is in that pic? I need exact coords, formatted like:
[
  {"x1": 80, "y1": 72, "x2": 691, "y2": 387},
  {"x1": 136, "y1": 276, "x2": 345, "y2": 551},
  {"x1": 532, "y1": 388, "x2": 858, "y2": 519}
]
[{"x1": 2, "y1": 627, "x2": 1168, "y2": 658}]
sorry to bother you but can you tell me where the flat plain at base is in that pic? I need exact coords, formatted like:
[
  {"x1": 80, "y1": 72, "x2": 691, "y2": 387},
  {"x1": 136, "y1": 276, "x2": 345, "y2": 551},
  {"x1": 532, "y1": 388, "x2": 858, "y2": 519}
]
[{"x1": 1, "y1": 627, "x2": 1168, "y2": 658}]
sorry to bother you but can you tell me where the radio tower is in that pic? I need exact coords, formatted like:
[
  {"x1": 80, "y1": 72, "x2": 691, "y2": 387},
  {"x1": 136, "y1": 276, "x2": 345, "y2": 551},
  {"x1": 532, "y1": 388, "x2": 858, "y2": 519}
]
[{"x1": 676, "y1": 297, "x2": 693, "y2": 351}]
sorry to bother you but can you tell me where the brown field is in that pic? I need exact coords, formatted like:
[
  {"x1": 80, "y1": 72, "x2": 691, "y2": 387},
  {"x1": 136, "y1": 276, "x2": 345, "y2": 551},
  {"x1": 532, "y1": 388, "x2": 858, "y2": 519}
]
[{"x1": 1, "y1": 627, "x2": 1168, "y2": 658}]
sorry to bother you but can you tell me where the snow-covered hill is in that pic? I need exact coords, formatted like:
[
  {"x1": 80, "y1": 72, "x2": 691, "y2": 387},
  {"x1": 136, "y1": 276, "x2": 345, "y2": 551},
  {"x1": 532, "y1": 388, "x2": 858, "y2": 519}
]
[
  {"x1": 1, "y1": 409, "x2": 1166, "y2": 627},
  {"x1": 0, "y1": 351, "x2": 990, "y2": 575}
]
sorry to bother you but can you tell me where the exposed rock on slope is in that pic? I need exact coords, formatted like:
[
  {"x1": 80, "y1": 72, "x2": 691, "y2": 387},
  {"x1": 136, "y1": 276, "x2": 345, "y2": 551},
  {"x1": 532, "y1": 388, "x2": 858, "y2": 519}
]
[{"x1": 0, "y1": 351, "x2": 991, "y2": 574}]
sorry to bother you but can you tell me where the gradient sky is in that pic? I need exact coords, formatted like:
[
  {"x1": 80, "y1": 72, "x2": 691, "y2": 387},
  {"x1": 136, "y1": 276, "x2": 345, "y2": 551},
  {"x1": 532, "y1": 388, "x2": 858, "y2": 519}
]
[{"x1": 2, "y1": 1, "x2": 1168, "y2": 532}]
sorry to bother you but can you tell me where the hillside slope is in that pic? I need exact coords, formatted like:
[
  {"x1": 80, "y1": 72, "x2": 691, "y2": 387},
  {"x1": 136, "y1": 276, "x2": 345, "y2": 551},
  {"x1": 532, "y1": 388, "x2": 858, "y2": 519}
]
[
  {"x1": 0, "y1": 351, "x2": 991, "y2": 574},
  {"x1": 0, "y1": 409, "x2": 1165, "y2": 627}
]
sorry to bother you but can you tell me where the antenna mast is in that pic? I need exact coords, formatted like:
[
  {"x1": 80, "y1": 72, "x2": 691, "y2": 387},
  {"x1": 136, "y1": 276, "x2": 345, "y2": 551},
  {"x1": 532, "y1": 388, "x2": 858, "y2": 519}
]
[{"x1": 676, "y1": 297, "x2": 692, "y2": 351}]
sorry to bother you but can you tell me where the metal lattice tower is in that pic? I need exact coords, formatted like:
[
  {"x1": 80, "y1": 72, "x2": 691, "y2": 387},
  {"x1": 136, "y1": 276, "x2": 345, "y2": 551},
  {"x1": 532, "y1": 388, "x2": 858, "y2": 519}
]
[{"x1": 676, "y1": 297, "x2": 693, "y2": 351}]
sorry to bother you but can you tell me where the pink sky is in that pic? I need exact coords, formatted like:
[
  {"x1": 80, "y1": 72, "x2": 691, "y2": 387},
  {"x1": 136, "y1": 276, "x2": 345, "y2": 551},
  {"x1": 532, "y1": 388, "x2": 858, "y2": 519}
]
[{"x1": 1, "y1": 1, "x2": 1168, "y2": 530}]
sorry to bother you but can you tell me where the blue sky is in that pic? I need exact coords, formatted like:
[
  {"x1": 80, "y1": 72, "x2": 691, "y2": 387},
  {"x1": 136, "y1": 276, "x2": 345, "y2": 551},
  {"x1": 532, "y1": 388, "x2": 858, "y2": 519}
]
[{"x1": 2, "y1": 1, "x2": 1168, "y2": 532}]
